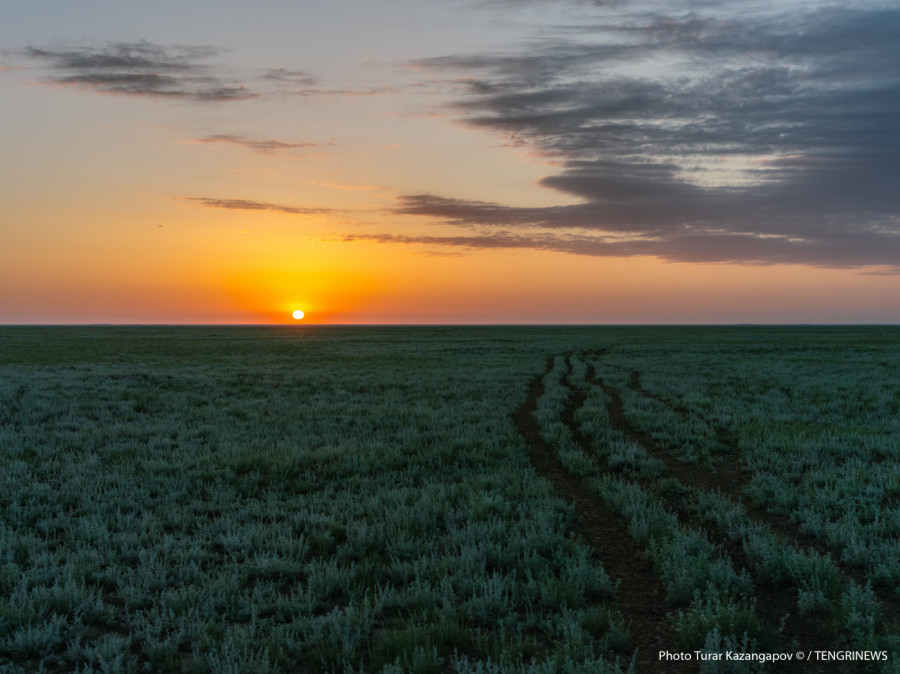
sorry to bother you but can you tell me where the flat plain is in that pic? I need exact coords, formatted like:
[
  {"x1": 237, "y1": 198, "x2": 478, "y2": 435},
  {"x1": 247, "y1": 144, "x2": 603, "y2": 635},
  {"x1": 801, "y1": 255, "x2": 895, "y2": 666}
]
[{"x1": 1, "y1": 326, "x2": 898, "y2": 673}]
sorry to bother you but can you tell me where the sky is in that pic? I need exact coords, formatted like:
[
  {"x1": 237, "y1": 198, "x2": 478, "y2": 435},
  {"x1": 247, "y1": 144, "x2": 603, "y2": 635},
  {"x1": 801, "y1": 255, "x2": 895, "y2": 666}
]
[{"x1": 2, "y1": 0, "x2": 899, "y2": 324}]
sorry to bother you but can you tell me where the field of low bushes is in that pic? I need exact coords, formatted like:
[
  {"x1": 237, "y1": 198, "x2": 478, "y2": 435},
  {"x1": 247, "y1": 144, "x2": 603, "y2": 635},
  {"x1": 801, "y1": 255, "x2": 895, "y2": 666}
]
[{"x1": 1, "y1": 326, "x2": 898, "y2": 672}]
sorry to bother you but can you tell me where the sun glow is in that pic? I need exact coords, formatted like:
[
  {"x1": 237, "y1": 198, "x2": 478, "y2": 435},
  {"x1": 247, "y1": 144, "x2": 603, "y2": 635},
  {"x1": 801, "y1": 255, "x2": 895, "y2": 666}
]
[{"x1": 292, "y1": 309, "x2": 305, "y2": 320}]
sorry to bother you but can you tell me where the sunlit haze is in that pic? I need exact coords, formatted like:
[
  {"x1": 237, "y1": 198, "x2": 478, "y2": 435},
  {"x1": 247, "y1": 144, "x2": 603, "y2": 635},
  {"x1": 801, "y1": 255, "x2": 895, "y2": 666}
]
[{"x1": 2, "y1": 0, "x2": 899, "y2": 324}]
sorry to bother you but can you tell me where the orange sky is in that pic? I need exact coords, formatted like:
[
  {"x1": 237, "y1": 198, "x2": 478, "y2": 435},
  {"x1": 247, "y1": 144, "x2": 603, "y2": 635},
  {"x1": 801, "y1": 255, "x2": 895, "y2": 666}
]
[{"x1": 2, "y1": 1, "x2": 899, "y2": 324}]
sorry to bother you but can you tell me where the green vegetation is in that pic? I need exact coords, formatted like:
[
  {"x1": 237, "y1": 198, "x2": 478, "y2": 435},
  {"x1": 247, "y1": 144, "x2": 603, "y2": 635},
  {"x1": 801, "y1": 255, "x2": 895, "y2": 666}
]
[{"x1": 1, "y1": 326, "x2": 899, "y2": 672}]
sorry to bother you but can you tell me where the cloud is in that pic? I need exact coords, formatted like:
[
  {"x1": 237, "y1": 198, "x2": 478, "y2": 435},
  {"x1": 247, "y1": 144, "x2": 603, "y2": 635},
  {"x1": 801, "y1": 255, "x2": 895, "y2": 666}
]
[
  {"x1": 262, "y1": 65, "x2": 407, "y2": 97},
  {"x1": 188, "y1": 134, "x2": 332, "y2": 155},
  {"x1": 347, "y1": 227, "x2": 900, "y2": 270},
  {"x1": 24, "y1": 41, "x2": 256, "y2": 101},
  {"x1": 389, "y1": 2, "x2": 900, "y2": 270},
  {"x1": 262, "y1": 67, "x2": 318, "y2": 86},
  {"x1": 274, "y1": 84, "x2": 404, "y2": 97},
  {"x1": 178, "y1": 197, "x2": 335, "y2": 216}
]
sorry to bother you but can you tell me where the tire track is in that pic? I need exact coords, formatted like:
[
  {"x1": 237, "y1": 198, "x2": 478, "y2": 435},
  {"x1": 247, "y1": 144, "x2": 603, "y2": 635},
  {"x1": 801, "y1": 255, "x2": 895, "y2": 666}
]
[
  {"x1": 515, "y1": 358, "x2": 688, "y2": 673},
  {"x1": 562, "y1": 361, "x2": 839, "y2": 671},
  {"x1": 592, "y1": 358, "x2": 899, "y2": 634}
]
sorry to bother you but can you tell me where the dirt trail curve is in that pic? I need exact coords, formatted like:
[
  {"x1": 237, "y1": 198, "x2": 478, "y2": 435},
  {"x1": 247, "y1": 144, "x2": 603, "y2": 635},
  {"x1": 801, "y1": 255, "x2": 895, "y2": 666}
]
[
  {"x1": 569, "y1": 360, "x2": 838, "y2": 672},
  {"x1": 606, "y1": 362, "x2": 900, "y2": 630},
  {"x1": 514, "y1": 358, "x2": 690, "y2": 673},
  {"x1": 515, "y1": 351, "x2": 868, "y2": 673}
]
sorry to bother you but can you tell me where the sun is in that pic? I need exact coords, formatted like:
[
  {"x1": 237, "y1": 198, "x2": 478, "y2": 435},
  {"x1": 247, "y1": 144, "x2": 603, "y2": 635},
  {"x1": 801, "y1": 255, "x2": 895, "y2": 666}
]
[{"x1": 292, "y1": 309, "x2": 305, "y2": 320}]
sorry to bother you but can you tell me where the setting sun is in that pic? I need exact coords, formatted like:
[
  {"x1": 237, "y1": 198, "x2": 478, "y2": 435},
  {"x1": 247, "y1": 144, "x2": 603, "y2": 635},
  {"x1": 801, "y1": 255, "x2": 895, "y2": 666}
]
[
  {"x1": 3, "y1": 0, "x2": 900, "y2": 668},
  {"x1": 2, "y1": 0, "x2": 898, "y2": 327}
]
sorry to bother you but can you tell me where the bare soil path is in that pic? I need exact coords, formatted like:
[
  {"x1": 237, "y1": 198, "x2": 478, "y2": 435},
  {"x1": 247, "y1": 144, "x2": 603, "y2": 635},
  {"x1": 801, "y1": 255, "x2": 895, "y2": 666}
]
[
  {"x1": 514, "y1": 359, "x2": 689, "y2": 673},
  {"x1": 570, "y1": 362, "x2": 839, "y2": 672},
  {"x1": 613, "y1": 364, "x2": 900, "y2": 630}
]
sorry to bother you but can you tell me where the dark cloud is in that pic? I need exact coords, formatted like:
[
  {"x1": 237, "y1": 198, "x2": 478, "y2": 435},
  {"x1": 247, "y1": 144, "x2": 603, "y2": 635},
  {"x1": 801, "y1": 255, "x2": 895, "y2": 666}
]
[
  {"x1": 262, "y1": 65, "x2": 403, "y2": 97},
  {"x1": 178, "y1": 197, "x2": 335, "y2": 216},
  {"x1": 287, "y1": 86, "x2": 401, "y2": 97},
  {"x1": 25, "y1": 41, "x2": 256, "y2": 101},
  {"x1": 347, "y1": 226, "x2": 900, "y2": 269},
  {"x1": 190, "y1": 134, "x2": 331, "y2": 155},
  {"x1": 271, "y1": 83, "x2": 404, "y2": 97},
  {"x1": 390, "y1": 2, "x2": 900, "y2": 270},
  {"x1": 263, "y1": 67, "x2": 318, "y2": 86}
]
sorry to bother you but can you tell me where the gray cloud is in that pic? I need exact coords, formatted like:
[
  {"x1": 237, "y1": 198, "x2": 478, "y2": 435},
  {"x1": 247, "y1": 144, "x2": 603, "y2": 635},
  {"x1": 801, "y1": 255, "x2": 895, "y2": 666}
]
[
  {"x1": 262, "y1": 67, "x2": 318, "y2": 86},
  {"x1": 273, "y1": 83, "x2": 404, "y2": 98},
  {"x1": 25, "y1": 41, "x2": 256, "y2": 101},
  {"x1": 178, "y1": 197, "x2": 335, "y2": 216},
  {"x1": 347, "y1": 226, "x2": 900, "y2": 269},
  {"x1": 261, "y1": 64, "x2": 403, "y2": 97},
  {"x1": 22, "y1": 43, "x2": 393, "y2": 102},
  {"x1": 190, "y1": 134, "x2": 332, "y2": 155},
  {"x1": 389, "y1": 2, "x2": 900, "y2": 270}
]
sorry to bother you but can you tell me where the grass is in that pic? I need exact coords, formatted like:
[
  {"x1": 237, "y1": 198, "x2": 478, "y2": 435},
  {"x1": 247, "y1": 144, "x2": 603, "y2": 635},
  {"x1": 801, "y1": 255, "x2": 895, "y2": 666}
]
[
  {"x1": 1, "y1": 327, "x2": 626, "y2": 673},
  {"x1": 1, "y1": 325, "x2": 899, "y2": 672}
]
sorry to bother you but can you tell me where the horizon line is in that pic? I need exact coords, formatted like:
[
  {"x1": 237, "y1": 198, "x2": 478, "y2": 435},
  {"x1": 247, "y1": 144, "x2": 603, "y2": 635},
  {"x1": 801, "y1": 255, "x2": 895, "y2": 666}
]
[{"x1": 2, "y1": 323, "x2": 899, "y2": 328}]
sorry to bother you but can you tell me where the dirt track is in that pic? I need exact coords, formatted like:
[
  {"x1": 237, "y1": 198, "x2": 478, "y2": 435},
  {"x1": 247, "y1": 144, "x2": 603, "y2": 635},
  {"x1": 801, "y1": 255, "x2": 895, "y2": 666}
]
[{"x1": 515, "y1": 351, "x2": 875, "y2": 673}]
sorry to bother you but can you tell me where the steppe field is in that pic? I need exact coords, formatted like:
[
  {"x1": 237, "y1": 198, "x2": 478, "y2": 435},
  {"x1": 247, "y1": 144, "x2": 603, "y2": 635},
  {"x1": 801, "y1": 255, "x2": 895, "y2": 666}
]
[{"x1": 1, "y1": 326, "x2": 899, "y2": 673}]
